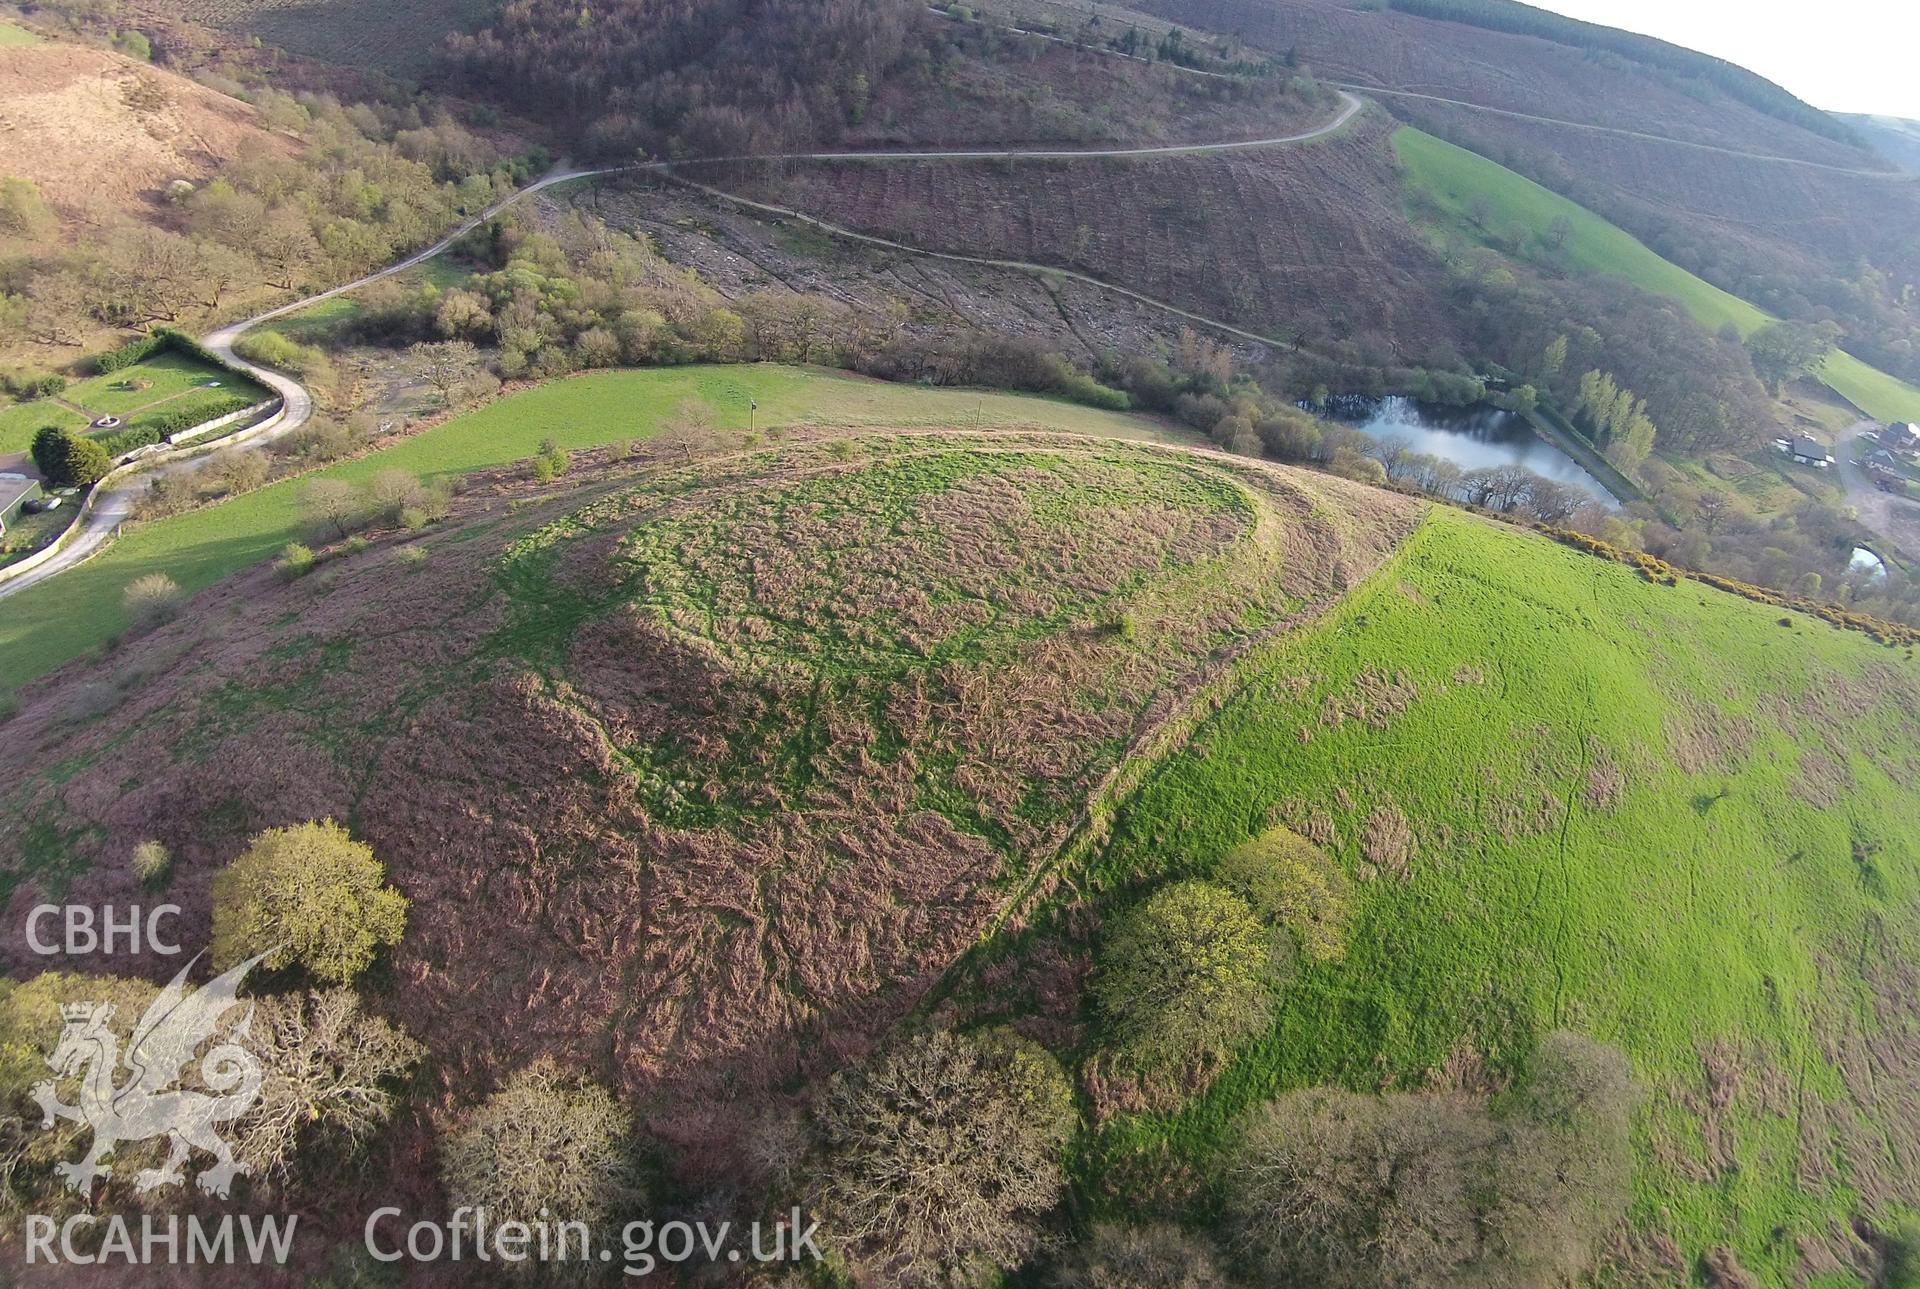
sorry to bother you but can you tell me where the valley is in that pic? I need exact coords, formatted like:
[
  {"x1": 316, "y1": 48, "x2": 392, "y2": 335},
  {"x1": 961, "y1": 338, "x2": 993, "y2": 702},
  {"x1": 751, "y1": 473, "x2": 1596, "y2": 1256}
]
[{"x1": 0, "y1": 0, "x2": 1918, "y2": 1285}]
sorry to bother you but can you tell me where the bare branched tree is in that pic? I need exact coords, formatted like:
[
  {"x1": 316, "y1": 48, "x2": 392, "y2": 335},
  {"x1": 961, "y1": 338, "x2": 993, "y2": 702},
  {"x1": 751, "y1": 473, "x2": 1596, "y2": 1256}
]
[
  {"x1": 410, "y1": 339, "x2": 482, "y2": 407},
  {"x1": 439, "y1": 1059, "x2": 641, "y2": 1229},
  {"x1": 236, "y1": 990, "x2": 424, "y2": 1181},
  {"x1": 812, "y1": 1029, "x2": 1075, "y2": 1287}
]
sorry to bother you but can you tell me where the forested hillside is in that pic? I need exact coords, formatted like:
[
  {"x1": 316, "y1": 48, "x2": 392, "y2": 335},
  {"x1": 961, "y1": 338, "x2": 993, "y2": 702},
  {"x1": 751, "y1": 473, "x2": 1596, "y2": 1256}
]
[{"x1": 451, "y1": 0, "x2": 927, "y2": 154}]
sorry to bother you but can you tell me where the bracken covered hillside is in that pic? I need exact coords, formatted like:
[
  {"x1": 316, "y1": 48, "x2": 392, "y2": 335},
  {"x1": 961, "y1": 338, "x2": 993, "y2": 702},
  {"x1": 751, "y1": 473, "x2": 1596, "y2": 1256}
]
[
  {"x1": 732, "y1": 112, "x2": 1461, "y2": 360},
  {"x1": 0, "y1": 39, "x2": 296, "y2": 222},
  {"x1": 0, "y1": 429, "x2": 1413, "y2": 1166}
]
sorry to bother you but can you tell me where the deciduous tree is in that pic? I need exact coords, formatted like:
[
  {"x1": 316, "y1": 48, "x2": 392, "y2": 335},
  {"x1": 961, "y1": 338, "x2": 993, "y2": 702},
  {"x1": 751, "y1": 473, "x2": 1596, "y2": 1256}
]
[
  {"x1": 1093, "y1": 881, "x2": 1276, "y2": 1070},
  {"x1": 440, "y1": 1059, "x2": 640, "y2": 1228},
  {"x1": 210, "y1": 820, "x2": 408, "y2": 985},
  {"x1": 813, "y1": 1029, "x2": 1074, "y2": 1286}
]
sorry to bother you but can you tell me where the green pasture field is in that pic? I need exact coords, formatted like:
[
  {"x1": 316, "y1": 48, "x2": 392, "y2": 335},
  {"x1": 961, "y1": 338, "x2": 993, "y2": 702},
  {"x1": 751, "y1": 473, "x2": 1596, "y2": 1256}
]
[
  {"x1": 1394, "y1": 128, "x2": 1920, "y2": 425},
  {"x1": 0, "y1": 401, "x2": 87, "y2": 457},
  {"x1": 62, "y1": 351, "x2": 265, "y2": 420},
  {"x1": 1071, "y1": 505, "x2": 1920, "y2": 1281}
]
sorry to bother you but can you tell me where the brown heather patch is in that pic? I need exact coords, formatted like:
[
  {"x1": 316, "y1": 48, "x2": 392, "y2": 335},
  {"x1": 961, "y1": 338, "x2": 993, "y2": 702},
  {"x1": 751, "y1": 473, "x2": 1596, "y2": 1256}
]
[
  {"x1": 1318, "y1": 665, "x2": 1420, "y2": 732},
  {"x1": 1593, "y1": 1224, "x2": 1690, "y2": 1289},
  {"x1": 1274, "y1": 800, "x2": 1340, "y2": 850},
  {"x1": 1487, "y1": 787, "x2": 1564, "y2": 841},
  {"x1": 1453, "y1": 725, "x2": 1579, "y2": 841},
  {"x1": 1423, "y1": 1042, "x2": 1510, "y2": 1098},
  {"x1": 1809, "y1": 947, "x2": 1920, "y2": 1214},
  {"x1": 1089, "y1": 1140, "x2": 1205, "y2": 1216},
  {"x1": 1789, "y1": 748, "x2": 1853, "y2": 809},
  {"x1": 1080, "y1": 1047, "x2": 1227, "y2": 1123},
  {"x1": 1760, "y1": 660, "x2": 1920, "y2": 789},
  {"x1": 1361, "y1": 803, "x2": 1417, "y2": 879},
  {"x1": 1664, "y1": 700, "x2": 1755, "y2": 776},
  {"x1": 1583, "y1": 746, "x2": 1627, "y2": 811},
  {"x1": 1794, "y1": 1222, "x2": 1876, "y2": 1287},
  {"x1": 1678, "y1": 1037, "x2": 1795, "y2": 1183},
  {"x1": 0, "y1": 430, "x2": 1417, "y2": 1186},
  {"x1": 1701, "y1": 1246, "x2": 1761, "y2": 1289},
  {"x1": 1796, "y1": 1092, "x2": 1839, "y2": 1193}
]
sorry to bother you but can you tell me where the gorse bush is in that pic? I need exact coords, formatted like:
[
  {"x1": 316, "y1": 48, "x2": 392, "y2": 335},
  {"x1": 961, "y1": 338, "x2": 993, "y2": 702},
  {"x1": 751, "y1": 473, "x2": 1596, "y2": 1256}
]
[
  {"x1": 121, "y1": 573, "x2": 185, "y2": 631},
  {"x1": 130, "y1": 840, "x2": 172, "y2": 885},
  {"x1": 210, "y1": 820, "x2": 408, "y2": 985},
  {"x1": 275, "y1": 542, "x2": 317, "y2": 581}
]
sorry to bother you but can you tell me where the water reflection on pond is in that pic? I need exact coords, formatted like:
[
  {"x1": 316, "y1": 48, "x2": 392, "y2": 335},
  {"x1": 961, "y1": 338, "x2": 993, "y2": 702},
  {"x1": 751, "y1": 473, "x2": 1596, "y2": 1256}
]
[
  {"x1": 1850, "y1": 546, "x2": 1888, "y2": 579},
  {"x1": 1332, "y1": 396, "x2": 1619, "y2": 508}
]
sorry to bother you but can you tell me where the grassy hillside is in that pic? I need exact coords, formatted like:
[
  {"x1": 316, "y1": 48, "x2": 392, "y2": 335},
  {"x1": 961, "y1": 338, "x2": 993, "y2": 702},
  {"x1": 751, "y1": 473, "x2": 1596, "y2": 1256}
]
[
  {"x1": 1070, "y1": 505, "x2": 1920, "y2": 1282},
  {"x1": 0, "y1": 401, "x2": 85, "y2": 455},
  {"x1": 1394, "y1": 127, "x2": 1920, "y2": 424},
  {"x1": 0, "y1": 365, "x2": 1192, "y2": 689}
]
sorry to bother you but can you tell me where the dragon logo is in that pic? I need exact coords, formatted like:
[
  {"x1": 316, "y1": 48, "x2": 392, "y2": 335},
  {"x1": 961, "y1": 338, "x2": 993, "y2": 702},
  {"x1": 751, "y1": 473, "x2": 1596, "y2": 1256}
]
[{"x1": 31, "y1": 951, "x2": 270, "y2": 1198}]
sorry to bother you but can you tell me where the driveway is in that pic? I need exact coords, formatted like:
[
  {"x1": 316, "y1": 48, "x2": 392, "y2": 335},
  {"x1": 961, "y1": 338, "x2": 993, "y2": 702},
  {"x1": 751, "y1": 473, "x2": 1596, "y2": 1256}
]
[{"x1": 1835, "y1": 419, "x2": 1920, "y2": 565}]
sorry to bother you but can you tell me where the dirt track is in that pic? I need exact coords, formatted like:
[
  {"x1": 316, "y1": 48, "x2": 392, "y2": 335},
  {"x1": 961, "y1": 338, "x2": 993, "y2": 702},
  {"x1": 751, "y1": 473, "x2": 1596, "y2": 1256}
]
[{"x1": 0, "y1": 92, "x2": 1364, "y2": 601}]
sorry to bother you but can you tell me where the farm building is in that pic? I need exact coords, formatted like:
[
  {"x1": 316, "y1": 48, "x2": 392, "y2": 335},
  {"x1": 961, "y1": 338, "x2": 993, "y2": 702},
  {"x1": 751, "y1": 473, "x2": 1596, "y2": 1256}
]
[
  {"x1": 1884, "y1": 422, "x2": 1920, "y2": 455},
  {"x1": 1866, "y1": 448, "x2": 1907, "y2": 479},
  {"x1": 0, "y1": 474, "x2": 42, "y2": 537},
  {"x1": 1777, "y1": 437, "x2": 1833, "y2": 468}
]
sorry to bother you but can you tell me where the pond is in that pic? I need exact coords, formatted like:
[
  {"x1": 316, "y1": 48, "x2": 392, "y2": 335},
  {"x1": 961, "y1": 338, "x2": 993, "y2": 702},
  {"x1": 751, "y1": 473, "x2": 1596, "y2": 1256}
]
[
  {"x1": 1850, "y1": 546, "x2": 1889, "y2": 580},
  {"x1": 1331, "y1": 396, "x2": 1619, "y2": 507}
]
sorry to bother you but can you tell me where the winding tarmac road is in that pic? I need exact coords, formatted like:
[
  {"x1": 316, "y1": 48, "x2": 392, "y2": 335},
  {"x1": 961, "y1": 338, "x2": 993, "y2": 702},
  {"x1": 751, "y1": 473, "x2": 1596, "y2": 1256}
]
[{"x1": 0, "y1": 92, "x2": 1364, "y2": 601}]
